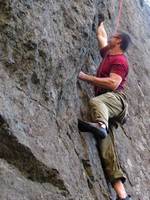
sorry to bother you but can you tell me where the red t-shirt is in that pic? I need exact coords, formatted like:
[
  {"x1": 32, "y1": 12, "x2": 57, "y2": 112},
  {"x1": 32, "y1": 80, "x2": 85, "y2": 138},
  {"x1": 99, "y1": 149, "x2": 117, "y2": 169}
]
[{"x1": 94, "y1": 46, "x2": 129, "y2": 96}]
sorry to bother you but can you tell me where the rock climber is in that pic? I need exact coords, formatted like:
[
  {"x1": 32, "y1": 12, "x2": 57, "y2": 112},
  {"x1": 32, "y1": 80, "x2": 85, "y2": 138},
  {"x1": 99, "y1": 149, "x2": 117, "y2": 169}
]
[{"x1": 78, "y1": 14, "x2": 132, "y2": 200}]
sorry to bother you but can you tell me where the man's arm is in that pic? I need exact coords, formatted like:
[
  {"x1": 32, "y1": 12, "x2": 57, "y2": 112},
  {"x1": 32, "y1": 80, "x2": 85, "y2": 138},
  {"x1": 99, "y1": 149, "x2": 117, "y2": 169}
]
[
  {"x1": 78, "y1": 71, "x2": 122, "y2": 91},
  {"x1": 97, "y1": 22, "x2": 108, "y2": 49}
]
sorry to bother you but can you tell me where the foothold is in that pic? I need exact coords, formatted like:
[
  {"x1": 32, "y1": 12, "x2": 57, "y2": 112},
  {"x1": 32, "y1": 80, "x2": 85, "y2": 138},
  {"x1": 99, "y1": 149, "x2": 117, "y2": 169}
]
[
  {"x1": 0, "y1": 114, "x2": 6, "y2": 126},
  {"x1": 92, "y1": 22, "x2": 96, "y2": 32},
  {"x1": 31, "y1": 72, "x2": 40, "y2": 84},
  {"x1": 24, "y1": 40, "x2": 38, "y2": 50},
  {"x1": 139, "y1": 0, "x2": 144, "y2": 7},
  {"x1": 107, "y1": 9, "x2": 111, "y2": 20},
  {"x1": 92, "y1": 15, "x2": 96, "y2": 32}
]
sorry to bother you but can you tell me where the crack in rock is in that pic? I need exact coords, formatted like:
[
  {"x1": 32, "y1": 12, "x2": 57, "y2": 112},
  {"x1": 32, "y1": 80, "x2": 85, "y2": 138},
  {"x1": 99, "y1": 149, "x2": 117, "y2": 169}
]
[{"x1": 0, "y1": 114, "x2": 69, "y2": 195}]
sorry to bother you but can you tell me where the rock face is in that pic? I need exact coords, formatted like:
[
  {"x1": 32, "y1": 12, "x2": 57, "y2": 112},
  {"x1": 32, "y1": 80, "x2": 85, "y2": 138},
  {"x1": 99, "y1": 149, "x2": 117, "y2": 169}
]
[{"x1": 0, "y1": 0, "x2": 150, "y2": 199}]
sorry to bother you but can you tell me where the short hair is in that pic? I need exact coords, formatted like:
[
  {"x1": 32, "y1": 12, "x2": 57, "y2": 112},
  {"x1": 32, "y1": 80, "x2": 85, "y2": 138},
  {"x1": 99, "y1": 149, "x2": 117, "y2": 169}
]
[{"x1": 118, "y1": 32, "x2": 131, "y2": 51}]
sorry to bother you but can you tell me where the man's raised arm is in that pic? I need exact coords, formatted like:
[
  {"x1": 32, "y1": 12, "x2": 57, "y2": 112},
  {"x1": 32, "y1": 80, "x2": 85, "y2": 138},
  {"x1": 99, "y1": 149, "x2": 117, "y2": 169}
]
[{"x1": 96, "y1": 21, "x2": 108, "y2": 49}]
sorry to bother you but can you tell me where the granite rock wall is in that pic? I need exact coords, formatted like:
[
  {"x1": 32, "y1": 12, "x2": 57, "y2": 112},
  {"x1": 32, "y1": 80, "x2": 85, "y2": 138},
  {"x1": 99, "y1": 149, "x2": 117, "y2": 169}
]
[{"x1": 0, "y1": 0, "x2": 150, "y2": 199}]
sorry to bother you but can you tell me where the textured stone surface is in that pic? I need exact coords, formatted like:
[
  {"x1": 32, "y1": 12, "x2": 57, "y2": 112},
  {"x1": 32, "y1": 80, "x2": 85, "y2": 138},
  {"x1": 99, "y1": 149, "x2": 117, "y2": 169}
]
[{"x1": 0, "y1": 0, "x2": 150, "y2": 199}]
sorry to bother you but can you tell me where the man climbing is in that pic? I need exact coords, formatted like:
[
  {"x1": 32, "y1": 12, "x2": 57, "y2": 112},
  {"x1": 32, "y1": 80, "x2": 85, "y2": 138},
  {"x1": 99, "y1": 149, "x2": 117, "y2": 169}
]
[{"x1": 78, "y1": 15, "x2": 132, "y2": 200}]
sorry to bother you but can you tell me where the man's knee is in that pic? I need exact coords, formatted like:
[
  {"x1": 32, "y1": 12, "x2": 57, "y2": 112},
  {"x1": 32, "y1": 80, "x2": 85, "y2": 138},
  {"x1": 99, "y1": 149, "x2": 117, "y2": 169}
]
[{"x1": 89, "y1": 97, "x2": 102, "y2": 107}]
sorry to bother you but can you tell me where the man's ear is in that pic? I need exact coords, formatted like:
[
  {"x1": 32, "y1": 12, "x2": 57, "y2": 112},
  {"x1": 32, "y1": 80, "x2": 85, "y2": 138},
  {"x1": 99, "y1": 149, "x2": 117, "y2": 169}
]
[{"x1": 117, "y1": 38, "x2": 122, "y2": 45}]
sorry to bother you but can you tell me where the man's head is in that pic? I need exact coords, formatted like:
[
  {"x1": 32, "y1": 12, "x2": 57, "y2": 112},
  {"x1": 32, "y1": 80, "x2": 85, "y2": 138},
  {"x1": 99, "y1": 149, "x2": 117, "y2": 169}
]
[
  {"x1": 109, "y1": 32, "x2": 131, "y2": 52},
  {"x1": 118, "y1": 32, "x2": 131, "y2": 51}
]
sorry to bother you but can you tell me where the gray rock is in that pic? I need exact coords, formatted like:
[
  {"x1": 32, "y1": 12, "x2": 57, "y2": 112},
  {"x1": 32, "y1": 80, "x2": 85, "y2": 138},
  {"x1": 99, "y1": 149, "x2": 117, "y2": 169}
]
[{"x1": 0, "y1": 0, "x2": 150, "y2": 199}]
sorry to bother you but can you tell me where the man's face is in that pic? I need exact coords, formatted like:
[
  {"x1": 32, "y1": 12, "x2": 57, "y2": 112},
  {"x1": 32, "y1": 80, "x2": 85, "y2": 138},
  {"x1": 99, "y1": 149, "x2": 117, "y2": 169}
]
[{"x1": 108, "y1": 34, "x2": 121, "y2": 48}]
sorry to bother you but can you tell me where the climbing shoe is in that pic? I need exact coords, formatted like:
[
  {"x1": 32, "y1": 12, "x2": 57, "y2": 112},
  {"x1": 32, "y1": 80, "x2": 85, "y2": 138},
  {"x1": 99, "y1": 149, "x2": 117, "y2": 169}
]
[
  {"x1": 98, "y1": 13, "x2": 105, "y2": 25},
  {"x1": 116, "y1": 195, "x2": 132, "y2": 200},
  {"x1": 78, "y1": 119, "x2": 107, "y2": 139}
]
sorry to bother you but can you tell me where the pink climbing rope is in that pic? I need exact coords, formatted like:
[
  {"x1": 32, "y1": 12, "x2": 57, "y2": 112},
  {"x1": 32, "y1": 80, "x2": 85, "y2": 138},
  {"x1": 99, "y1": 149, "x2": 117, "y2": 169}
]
[
  {"x1": 114, "y1": 0, "x2": 124, "y2": 34},
  {"x1": 110, "y1": 0, "x2": 115, "y2": 17}
]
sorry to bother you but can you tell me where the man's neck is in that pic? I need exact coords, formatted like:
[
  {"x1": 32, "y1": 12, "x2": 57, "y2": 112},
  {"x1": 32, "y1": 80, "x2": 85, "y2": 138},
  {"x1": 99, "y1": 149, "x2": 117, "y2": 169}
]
[{"x1": 109, "y1": 47, "x2": 123, "y2": 55}]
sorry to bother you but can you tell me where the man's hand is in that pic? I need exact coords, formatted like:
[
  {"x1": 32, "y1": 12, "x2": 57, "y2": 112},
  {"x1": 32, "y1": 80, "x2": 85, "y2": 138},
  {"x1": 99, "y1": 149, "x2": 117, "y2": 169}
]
[
  {"x1": 78, "y1": 71, "x2": 122, "y2": 91},
  {"x1": 78, "y1": 71, "x2": 91, "y2": 82}
]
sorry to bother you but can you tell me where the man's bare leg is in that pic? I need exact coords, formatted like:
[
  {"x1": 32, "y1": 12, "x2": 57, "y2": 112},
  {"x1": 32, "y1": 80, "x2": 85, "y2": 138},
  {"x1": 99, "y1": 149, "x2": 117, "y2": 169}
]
[{"x1": 113, "y1": 180, "x2": 128, "y2": 199}]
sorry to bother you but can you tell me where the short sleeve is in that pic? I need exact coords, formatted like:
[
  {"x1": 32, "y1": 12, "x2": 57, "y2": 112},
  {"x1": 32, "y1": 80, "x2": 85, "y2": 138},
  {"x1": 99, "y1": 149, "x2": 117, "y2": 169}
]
[{"x1": 110, "y1": 64, "x2": 128, "y2": 78}]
